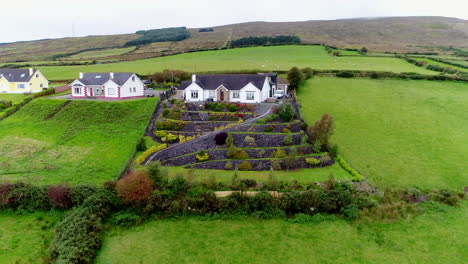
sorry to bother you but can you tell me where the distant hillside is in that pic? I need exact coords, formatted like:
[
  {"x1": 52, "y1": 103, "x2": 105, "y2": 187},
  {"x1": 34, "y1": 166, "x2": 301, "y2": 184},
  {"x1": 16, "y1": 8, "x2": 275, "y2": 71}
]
[{"x1": 0, "y1": 16, "x2": 467, "y2": 63}]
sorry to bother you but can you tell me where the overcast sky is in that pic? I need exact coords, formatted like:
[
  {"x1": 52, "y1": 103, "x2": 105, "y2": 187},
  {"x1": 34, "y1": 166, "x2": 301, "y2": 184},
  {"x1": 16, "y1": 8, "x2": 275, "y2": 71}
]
[{"x1": 1, "y1": 0, "x2": 467, "y2": 43}]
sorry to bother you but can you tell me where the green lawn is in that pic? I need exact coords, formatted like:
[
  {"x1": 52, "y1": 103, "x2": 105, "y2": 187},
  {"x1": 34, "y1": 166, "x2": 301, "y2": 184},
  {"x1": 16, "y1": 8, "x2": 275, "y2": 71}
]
[
  {"x1": 63, "y1": 47, "x2": 136, "y2": 60},
  {"x1": 411, "y1": 57, "x2": 468, "y2": 72},
  {"x1": 37, "y1": 46, "x2": 434, "y2": 80},
  {"x1": 96, "y1": 201, "x2": 468, "y2": 264},
  {"x1": 164, "y1": 163, "x2": 351, "y2": 183},
  {"x1": 298, "y1": 77, "x2": 468, "y2": 190},
  {"x1": 445, "y1": 60, "x2": 468, "y2": 67},
  {"x1": 0, "y1": 211, "x2": 62, "y2": 264},
  {"x1": 0, "y1": 93, "x2": 31, "y2": 104},
  {"x1": 0, "y1": 98, "x2": 157, "y2": 185}
]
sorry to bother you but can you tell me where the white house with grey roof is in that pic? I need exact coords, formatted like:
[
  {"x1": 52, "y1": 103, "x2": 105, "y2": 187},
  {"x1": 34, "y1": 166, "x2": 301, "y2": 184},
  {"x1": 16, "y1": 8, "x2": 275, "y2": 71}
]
[
  {"x1": 178, "y1": 73, "x2": 285, "y2": 103},
  {"x1": 70, "y1": 72, "x2": 144, "y2": 99}
]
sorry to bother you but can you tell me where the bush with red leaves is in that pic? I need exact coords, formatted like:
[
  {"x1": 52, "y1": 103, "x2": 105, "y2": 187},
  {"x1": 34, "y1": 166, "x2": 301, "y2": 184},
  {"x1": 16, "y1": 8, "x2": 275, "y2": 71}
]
[
  {"x1": 214, "y1": 132, "x2": 228, "y2": 145},
  {"x1": 48, "y1": 184, "x2": 72, "y2": 209},
  {"x1": 116, "y1": 171, "x2": 154, "y2": 205},
  {"x1": 0, "y1": 183, "x2": 12, "y2": 206}
]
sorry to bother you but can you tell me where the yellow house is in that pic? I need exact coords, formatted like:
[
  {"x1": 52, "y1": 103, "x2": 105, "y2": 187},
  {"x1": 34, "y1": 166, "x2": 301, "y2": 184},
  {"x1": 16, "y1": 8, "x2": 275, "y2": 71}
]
[{"x1": 0, "y1": 68, "x2": 49, "y2": 94}]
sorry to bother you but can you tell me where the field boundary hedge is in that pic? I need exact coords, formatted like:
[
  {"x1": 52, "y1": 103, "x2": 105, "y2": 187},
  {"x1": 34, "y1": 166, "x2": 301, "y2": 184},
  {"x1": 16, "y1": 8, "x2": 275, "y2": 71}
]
[{"x1": 0, "y1": 88, "x2": 56, "y2": 121}]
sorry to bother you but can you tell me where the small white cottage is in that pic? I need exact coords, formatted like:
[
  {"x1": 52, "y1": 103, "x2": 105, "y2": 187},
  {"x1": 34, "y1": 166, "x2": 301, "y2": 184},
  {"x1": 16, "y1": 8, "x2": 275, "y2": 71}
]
[
  {"x1": 178, "y1": 73, "x2": 287, "y2": 103},
  {"x1": 70, "y1": 72, "x2": 145, "y2": 99}
]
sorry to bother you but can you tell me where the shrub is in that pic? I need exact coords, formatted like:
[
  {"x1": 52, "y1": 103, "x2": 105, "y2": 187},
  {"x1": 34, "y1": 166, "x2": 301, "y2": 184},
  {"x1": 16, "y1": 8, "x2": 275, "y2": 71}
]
[
  {"x1": 251, "y1": 191, "x2": 275, "y2": 211},
  {"x1": 238, "y1": 161, "x2": 252, "y2": 171},
  {"x1": 282, "y1": 128, "x2": 290, "y2": 133},
  {"x1": 240, "y1": 179, "x2": 257, "y2": 188},
  {"x1": 244, "y1": 135, "x2": 256, "y2": 146},
  {"x1": 136, "y1": 137, "x2": 147, "y2": 151},
  {"x1": 336, "y1": 155, "x2": 364, "y2": 181},
  {"x1": 278, "y1": 103, "x2": 296, "y2": 122},
  {"x1": 225, "y1": 160, "x2": 233, "y2": 170},
  {"x1": 136, "y1": 144, "x2": 166, "y2": 164},
  {"x1": 307, "y1": 114, "x2": 335, "y2": 149},
  {"x1": 301, "y1": 67, "x2": 314, "y2": 79},
  {"x1": 271, "y1": 148, "x2": 287, "y2": 159},
  {"x1": 227, "y1": 146, "x2": 250, "y2": 159},
  {"x1": 168, "y1": 175, "x2": 188, "y2": 195},
  {"x1": 329, "y1": 144, "x2": 339, "y2": 157},
  {"x1": 270, "y1": 159, "x2": 282, "y2": 170},
  {"x1": 229, "y1": 104, "x2": 237, "y2": 112},
  {"x1": 111, "y1": 211, "x2": 141, "y2": 226},
  {"x1": 266, "y1": 114, "x2": 278, "y2": 122},
  {"x1": 288, "y1": 213, "x2": 336, "y2": 223},
  {"x1": 225, "y1": 133, "x2": 234, "y2": 147},
  {"x1": 336, "y1": 71, "x2": 354, "y2": 78},
  {"x1": 154, "y1": 130, "x2": 167, "y2": 139},
  {"x1": 145, "y1": 161, "x2": 168, "y2": 187},
  {"x1": 258, "y1": 149, "x2": 266, "y2": 157},
  {"x1": 305, "y1": 157, "x2": 321, "y2": 167},
  {"x1": 161, "y1": 133, "x2": 178, "y2": 143},
  {"x1": 264, "y1": 126, "x2": 274, "y2": 132},
  {"x1": 48, "y1": 184, "x2": 72, "y2": 209},
  {"x1": 256, "y1": 118, "x2": 266, "y2": 124},
  {"x1": 1, "y1": 183, "x2": 50, "y2": 212},
  {"x1": 116, "y1": 171, "x2": 154, "y2": 205},
  {"x1": 283, "y1": 134, "x2": 293, "y2": 145},
  {"x1": 196, "y1": 151, "x2": 210, "y2": 162},
  {"x1": 214, "y1": 132, "x2": 228, "y2": 145},
  {"x1": 162, "y1": 108, "x2": 170, "y2": 116}
]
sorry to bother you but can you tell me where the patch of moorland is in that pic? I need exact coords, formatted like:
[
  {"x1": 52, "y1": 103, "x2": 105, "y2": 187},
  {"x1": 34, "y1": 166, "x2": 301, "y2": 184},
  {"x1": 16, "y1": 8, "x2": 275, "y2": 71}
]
[
  {"x1": 298, "y1": 77, "x2": 468, "y2": 189},
  {"x1": 0, "y1": 98, "x2": 157, "y2": 185}
]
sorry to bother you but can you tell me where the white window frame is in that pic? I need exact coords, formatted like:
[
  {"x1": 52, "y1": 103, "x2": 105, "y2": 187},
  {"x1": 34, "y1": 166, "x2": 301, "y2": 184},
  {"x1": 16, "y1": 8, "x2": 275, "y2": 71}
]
[
  {"x1": 133, "y1": 87, "x2": 136, "y2": 93},
  {"x1": 233, "y1": 91, "x2": 240, "y2": 98},
  {"x1": 191, "y1": 90, "x2": 199, "y2": 99},
  {"x1": 209, "y1": 90, "x2": 215, "y2": 98},
  {"x1": 74, "y1": 87, "x2": 81, "y2": 94},
  {"x1": 246, "y1": 91, "x2": 255, "y2": 100},
  {"x1": 108, "y1": 88, "x2": 115, "y2": 95},
  {"x1": 129, "y1": 87, "x2": 132, "y2": 93},
  {"x1": 17, "y1": 84, "x2": 25, "y2": 89}
]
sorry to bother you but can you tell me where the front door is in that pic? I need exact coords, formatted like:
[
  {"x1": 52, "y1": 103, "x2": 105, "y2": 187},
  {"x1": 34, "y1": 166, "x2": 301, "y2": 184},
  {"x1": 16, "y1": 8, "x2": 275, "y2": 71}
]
[{"x1": 220, "y1": 91, "x2": 224, "y2": 101}]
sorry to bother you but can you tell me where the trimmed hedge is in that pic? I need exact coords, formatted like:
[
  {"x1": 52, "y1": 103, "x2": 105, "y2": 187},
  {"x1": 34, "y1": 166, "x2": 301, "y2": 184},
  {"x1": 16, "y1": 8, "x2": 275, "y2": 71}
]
[{"x1": 336, "y1": 155, "x2": 364, "y2": 181}]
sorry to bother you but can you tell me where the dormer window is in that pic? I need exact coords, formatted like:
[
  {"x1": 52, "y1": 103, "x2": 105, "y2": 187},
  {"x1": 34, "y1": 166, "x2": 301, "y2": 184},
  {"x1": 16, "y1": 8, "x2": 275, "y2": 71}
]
[
  {"x1": 95, "y1": 75, "x2": 101, "y2": 79},
  {"x1": 20, "y1": 74, "x2": 25, "y2": 77}
]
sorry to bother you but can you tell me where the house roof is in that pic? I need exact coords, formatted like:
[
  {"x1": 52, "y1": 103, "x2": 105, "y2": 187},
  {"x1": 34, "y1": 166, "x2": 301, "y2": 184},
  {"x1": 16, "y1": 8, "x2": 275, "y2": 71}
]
[
  {"x1": 178, "y1": 74, "x2": 268, "y2": 91},
  {"x1": 277, "y1": 78, "x2": 290, "y2": 85},
  {"x1": 0, "y1": 68, "x2": 38, "y2": 82},
  {"x1": 77, "y1": 72, "x2": 134, "y2": 86}
]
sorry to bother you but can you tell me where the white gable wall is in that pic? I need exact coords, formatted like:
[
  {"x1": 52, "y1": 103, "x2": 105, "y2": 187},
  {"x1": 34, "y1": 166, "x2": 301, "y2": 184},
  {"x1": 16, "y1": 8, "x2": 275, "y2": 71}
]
[
  {"x1": 239, "y1": 83, "x2": 261, "y2": 103},
  {"x1": 120, "y1": 74, "x2": 145, "y2": 98},
  {"x1": 103, "y1": 80, "x2": 119, "y2": 98},
  {"x1": 184, "y1": 83, "x2": 204, "y2": 101},
  {"x1": 70, "y1": 80, "x2": 86, "y2": 97}
]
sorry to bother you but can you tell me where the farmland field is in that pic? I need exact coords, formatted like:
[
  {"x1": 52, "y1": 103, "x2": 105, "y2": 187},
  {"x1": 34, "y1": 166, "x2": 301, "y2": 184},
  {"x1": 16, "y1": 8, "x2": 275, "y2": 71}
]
[
  {"x1": 96, "y1": 201, "x2": 468, "y2": 264},
  {"x1": 410, "y1": 57, "x2": 468, "y2": 72},
  {"x1": 0, "y1": 211, "x2": 62, "y2": 263},
  {"x1": 0, "y1": 98, "x2": 157, "y2": 185},
  {"x1": 37, "y1": 46, "x2": 435, "y2": 80},
  {"x1": 445, "y1": 60, "x2": 468, "y2": 67},
  {"x1": 298, "y1": 77, "x2": 468, "y2": 190}
]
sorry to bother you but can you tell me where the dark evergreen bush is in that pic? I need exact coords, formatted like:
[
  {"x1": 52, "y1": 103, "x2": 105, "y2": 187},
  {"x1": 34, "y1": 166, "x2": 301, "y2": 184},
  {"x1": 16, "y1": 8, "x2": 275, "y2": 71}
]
[{"x1": 215, "y1": 132, "x2": 228, "y2": 145}]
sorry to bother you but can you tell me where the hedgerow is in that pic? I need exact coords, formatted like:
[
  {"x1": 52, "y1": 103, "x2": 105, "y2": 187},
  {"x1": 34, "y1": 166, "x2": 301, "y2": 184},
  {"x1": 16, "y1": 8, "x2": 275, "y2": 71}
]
[{"x1": 336, "y1": 154, "x2": 364, "y2": 181}]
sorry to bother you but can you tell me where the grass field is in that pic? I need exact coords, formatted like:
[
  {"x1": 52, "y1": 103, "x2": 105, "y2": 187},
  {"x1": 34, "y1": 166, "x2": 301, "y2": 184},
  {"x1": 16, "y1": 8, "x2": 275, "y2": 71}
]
[
  {"x1": 0, "y1": 94, "x2": 31, "y2": 104},
  {"x1": 411, "y1": 57, "x2": 468, "y2": 72},
  {"x1": 96, "y1": 201, "x2": 468, "y2": 264},
  {"x1": 298, "y1": 77, "x2": 468, "y2": 190},
  {"x1": 37, "y1": 46, "x2": 435, "y2": 80},
  {"x1": 63, "y1": 47, "x2": 136, "y2": 61},
  {"x1": 163, "y1": 163, "x2": 351, "y2": 183},
  {"x1": 0, "y1": 211, "x2": 62, "y2": 264},
  {"x1": 0, "y1": 98, "x2": 157, "y2": 185},
  {"x1": 445, "y1": 60, "x2": 468, "y2": 67}
]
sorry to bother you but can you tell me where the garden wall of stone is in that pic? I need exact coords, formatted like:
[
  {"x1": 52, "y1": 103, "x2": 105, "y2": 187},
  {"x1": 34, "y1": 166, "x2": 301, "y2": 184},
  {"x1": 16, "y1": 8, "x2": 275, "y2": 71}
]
[{"x1": 231, "y1": 133, "x2": 302, "y2": 148}]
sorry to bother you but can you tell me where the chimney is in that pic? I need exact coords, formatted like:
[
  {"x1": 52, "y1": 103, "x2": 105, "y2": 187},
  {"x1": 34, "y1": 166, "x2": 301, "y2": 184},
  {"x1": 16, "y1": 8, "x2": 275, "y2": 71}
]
[
  {"x1": 79, "y1": 72, "x2": 84, "y2": 79},
  {"x1": 29, "y1": 68, "x2": 33, "y2": 75},
  {"x1": 192, "y1": 74, "x2": 196, "y2": 82},
  {"x1": 110, "y1": 72, "x2": 114, "y2": 79}
]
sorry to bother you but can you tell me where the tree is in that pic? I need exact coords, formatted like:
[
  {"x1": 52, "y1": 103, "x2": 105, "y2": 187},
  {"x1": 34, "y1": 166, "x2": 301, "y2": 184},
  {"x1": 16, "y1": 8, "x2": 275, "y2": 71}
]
[
  {"x1": 332, "y1": 51, "x2": 342, "y2": 57},
  {"x1": 361, "y1": 47, "x2": 368, "y2": 53},
  {"x1": 287, "y1": 67, "x2": 305, "y2": 90},
  {"x1": 116, "y1": 171, "x2": 153, "y2": 205},
  {"x1": 145, "y1": 161, "x2": 168, "y2": 188},
  {"x1": 301, "y1": 67, "x2": 314, "y2": 79},
  {"x1": 307, "y1": 114, "x2": 335, "y2": 150},
  {"x1": 278, "y1": 102, "x2": 297, "y2": 122}
]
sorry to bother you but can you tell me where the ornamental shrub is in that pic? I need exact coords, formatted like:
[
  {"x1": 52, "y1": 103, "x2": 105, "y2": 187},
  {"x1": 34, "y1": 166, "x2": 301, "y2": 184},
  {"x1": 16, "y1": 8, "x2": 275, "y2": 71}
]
[
  {"x1": 271, "y1": 148, "x2": 287, "y2": 159},
  {"x1": 329, "y1": 144, "x2": 339, "y2": 158},
  {"x1": 238, "y1": 161, "x2": 252, "y2": 171},
  {"x1": 264, "y1": 126, "x2": 274, "y2": 132},
  {"x1": 116, "y1": 171, "x2": 154, "y2": 205},
  {"x1": 145, "y1": 161, "x2": 168, "y2": 188},
  {"x1": 336, "y1": 155, "x2": 364, "y2": 181},
  {"x1": 225, "y1": 160, "x2": 233, "y2": 170},
  {"x1": 305, "y1": 157, "x2": 321, "y2": 167},
  {"x1": 266, "y1": 114, "x2": 278, "y2": 122},
  {"x1": 278, "y1": 103, "x2": 297, "y2": 122},
  {"x1": 227, "y1": 145, "x2": 250, "y2": 159},
  {"x1": 282, "y1": 128, "x2": 290, "y2": 133},
  {"x1": 244, "y1": 135, "x2": 256, "y2": 146},
  {"x1": 214, "y1": 132, "x2": 228, "y2": 145},
  {"x1": 283, "y1": 134, "x2": 293, "y2": 145},
  {"x1": 154, "y1": 130, "x2": 167, "y2": 139},
  {"x1": 136, "y1": 137, "x2": 147, "y2": 151},
  {"x1": 161, "y1": 133, "x2": 178, "y2": 143},
  {"x1": 256, "y1": 118, "x2": 266, "y2": 124},
  {"x1": 225, "y1": 133, "x2": 234, "y2": 147},
  {"x1": 196, "y1": 151, "x2": 210, "y2": 162},
  {"x1": 240, "y1": 179, "x2": 257, "y2": 188},
  {"x1": 229, "y1": 104, "x2": 237, "y2": 112}
]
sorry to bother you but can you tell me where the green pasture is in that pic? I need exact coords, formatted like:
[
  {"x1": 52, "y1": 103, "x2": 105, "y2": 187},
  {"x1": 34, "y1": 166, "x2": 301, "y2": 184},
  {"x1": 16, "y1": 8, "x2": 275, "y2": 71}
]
[{"x1": 411, "y1": 57, "x2": 468, "y2": 72}]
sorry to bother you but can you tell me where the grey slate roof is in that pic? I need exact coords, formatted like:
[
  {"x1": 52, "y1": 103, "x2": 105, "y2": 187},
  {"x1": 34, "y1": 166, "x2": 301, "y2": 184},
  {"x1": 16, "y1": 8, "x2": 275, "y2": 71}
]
[
  {"x1": 77, "y1": 72, "x2": 134, "y2": 86},
  {"x1": 178, "y1": 74, "x2": 268, "y2": 91},
  {"x1": 0, "y1": 68, "x2": 37, "y2": 82}
]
